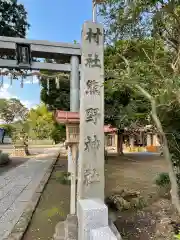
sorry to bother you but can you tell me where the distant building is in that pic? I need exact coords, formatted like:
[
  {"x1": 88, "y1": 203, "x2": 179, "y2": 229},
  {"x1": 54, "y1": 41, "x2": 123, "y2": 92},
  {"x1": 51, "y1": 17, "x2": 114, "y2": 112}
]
[{"x1": 104, "y1": 125, "x2": 161, "y2": 153}]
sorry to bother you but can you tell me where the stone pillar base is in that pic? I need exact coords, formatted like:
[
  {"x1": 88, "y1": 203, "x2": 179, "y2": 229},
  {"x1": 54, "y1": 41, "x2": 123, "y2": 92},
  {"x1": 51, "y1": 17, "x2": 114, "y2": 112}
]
[
  {"x1": 54, "y1": 222, "x2": 65, "y2": 240},
  {"x1": 53, "y1": 201, "x2": 122, "y2": 240},
  {"x1": 54, "y1": 214, "x2": 78, "y2": 240},
  {"x1": 91, "y1": 226, "x2": 117, "y2": 239},
  {"x1": 11, "y1": 146, "x2": 29, "y2": 157},
  {"x1": 77, "y1": 199, "x2": 108, "y2": 240},
  {"x1": 77, "y1": 199, "x2": 121, "y2": 240}
]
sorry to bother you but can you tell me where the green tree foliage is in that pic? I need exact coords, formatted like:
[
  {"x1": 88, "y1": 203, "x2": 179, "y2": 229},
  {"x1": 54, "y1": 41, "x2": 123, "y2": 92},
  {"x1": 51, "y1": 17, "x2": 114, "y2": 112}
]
[
  {"x1": 100, "y1": 0, "x2": 180, "y2": 53},
  {"x1": 26, "y1": 103, "x2": 66, "y2": 143},
  {"x1": 0, "y1": 0, "x2": 30, "y2": 38},
  {"x1": 40, "y1": 68, "x2": 132, "y2": 130},
  {"x1": 101, "y1": 0, "x2": 180, "y2": 173},
  {"x1": 100, "y1": 0, "x2": 180, "y2": 214},
  {"x1": 99, "y1": 0, "x2": 152, "y2": 42},
  {"x1": 27, "y1": 104, "x2": 54, "y2": 140},
  {"x1": 40, "y1": 73, "x2": 70, "y2": 111},
  {"x1": 50, "y1": 123, "x2": 66, "y2": 144},
  {"x1": 104, "y1": 38, "x2": 176, "y2": 128},
  {"x1": 0, "y1": 123, "x2": 15, "y2": 137},
  {"x1": 39, "y1": 67, "x2": 69, "y2": 143},
  {"x1": 104, "y1": 39, "x2": 171, "y2": 129},
  {"x1": 0, "y1": 98, "x2": 28, "y2": 123},
  {"x1": 104, "y1": 34, "x2": 180, "y2": 211}
]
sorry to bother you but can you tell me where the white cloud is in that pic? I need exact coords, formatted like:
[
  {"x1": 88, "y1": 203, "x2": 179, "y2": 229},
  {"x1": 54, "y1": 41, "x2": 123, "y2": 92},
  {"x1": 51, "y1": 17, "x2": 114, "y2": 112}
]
[
  {"x1": 0, "y1": 84, "x2": 16, "y2": 99},
  {"x1": 0, "y1": 84, "x2": 36, "y2": 109},
  {"x1": 24, "y1": 76, "x2": 39, "y2": 84},
  {"x1": 21, "y1": 100, "x2": 37, "y2": 109}
]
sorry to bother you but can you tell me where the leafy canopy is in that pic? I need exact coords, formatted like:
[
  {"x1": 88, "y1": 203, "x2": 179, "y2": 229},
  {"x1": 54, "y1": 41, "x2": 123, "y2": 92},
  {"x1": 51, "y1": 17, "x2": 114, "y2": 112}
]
[
  {"x1": 40, "y1": 74, "x2": 70, "y2": 111},
  {"x1": 0, "y1": 0, "x2": 29, "y2": 38},
  {"x1": 0, "y1": 98, "x2": 28, "y2": 123},
  {"x1": 27, "y1": 104, "x2": 54, "y2": 140}
]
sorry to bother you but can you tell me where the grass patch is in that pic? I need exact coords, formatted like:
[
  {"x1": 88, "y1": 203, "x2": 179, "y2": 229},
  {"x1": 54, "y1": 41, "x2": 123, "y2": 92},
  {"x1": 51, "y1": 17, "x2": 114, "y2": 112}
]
[{"x1": 55, "y1": 171, "x2": 71, "y2": 185}]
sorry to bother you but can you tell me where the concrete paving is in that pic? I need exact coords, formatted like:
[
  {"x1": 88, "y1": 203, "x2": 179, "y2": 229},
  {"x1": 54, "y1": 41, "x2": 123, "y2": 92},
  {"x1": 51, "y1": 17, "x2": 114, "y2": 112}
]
[{"x1": 0, "y1": 147, "x2": 59, "y2": 239}]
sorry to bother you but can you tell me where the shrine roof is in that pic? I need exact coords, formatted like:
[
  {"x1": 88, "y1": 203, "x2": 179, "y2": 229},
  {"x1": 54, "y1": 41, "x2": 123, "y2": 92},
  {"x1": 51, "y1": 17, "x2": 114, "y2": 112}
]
[
  {"x1": 55, "y1": 110, "x2": 118, "y2": 132},
  {"x1": 55, "y1": 110, "x2": 79, "y2": 123},
  {"x1": 104, "y1": 124, "x2": 117, "y2": 133}
]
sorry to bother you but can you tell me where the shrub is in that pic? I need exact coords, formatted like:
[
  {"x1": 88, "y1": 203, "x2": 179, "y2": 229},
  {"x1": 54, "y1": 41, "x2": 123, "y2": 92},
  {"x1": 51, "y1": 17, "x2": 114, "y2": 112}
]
[
  {"x1": 51, "y1": 124, "x2": 66, "y2": 144},
  {"x1": 0, "y1": 152, "x2": 10, "y2": 166},
  {"x1": 0, "y1": 124, "x2": 15, "y2": 137},
  {"x1": 155, "y1": 172, "x2": 170, "y2": 187},
  {"x1": 155, "y1": 173, "x2": 176, "y2": 199},
  {"x1": 56, "y1": 171, "x2": 71, "y2": 185},
  {"x1": 105, "y1": 189, "x2": 146, "y2": 213}
]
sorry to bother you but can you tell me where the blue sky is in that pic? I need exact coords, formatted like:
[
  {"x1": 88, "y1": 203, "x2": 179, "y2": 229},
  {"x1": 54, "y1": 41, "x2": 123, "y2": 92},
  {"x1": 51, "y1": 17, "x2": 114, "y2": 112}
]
[{"x1": 1, "y1": 0, "x2": 93, "y2": 109}]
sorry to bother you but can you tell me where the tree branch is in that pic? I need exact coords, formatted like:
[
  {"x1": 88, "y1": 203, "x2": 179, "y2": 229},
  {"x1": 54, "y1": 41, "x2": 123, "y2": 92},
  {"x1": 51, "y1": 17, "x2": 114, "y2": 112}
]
[
  {"x1": 136, "y1": 84, "x2": 180, "y2": 215},
  {"x1": 118, "y1": 52, "x2": 180, "y2": 214}
]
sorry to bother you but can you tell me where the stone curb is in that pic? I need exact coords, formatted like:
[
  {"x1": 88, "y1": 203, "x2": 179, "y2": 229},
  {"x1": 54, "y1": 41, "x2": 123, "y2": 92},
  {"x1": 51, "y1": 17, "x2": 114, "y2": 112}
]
[{"x1": 6, "y1": 150, "x2": 60, "y2": 240}]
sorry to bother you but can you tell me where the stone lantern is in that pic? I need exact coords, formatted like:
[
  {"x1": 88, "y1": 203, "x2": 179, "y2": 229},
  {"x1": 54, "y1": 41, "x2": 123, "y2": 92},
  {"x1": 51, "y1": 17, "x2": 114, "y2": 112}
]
[
  {"x1": 55, "y1": 110, "x2": 80, "y2": 145},
  {"x1": 55, "y1": 110, "x2": 80, "y2": 215},
  {"x1": 65, "y1": 123, "x2": 79, "y2": 145}
]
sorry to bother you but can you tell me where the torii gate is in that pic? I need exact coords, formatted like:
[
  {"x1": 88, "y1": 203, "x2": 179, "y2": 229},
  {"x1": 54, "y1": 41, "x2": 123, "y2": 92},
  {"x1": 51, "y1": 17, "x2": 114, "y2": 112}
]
[
  {"x1": 0, "y1": 36, "x2": 81, "y2": 112},
  {"x1": 0, "y1": 35, "x2": 82, "y2": 213}
]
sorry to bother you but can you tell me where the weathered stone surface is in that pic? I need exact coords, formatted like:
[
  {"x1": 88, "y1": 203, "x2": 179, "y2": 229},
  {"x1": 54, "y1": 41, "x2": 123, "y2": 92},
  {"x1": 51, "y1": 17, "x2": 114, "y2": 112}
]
[
  {"x1": 77, "y1": 21, "x2": 105, "y2": 201},
  {"x1": 65, "y1": 214, "x2": 78, "y2": 240},
  {"x1": 78, "y1": 199, "x2": 108, "y2": 240},
  {"x1": 108, "y1": 219, "x2": 122, "y2": 240},
  {"x1": 54, "y1": 221, "x2": 66, "y2": 240},
  {"x1": 90, "y1": 226, "x2": 117, "y2": 240},
  {"x1": 54, "y1": 214, "x2": 78, "y2": 240}
]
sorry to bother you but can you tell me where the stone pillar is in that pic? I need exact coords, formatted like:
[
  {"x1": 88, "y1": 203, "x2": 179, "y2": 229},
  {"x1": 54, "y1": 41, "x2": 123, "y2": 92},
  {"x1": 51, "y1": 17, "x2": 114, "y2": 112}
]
[
  {"x1": 117, "y1": 133, "x2": 123, "y2": 155},
  {"x1": 68, "y1": 56, "x2": 80, "y2": 214},
  {"x1": 70, "y1": 144, "x2": 78, "y2": 214},
  {"x1": 147, "y1": 134, "x2": 152, "y2": 146},
  {"x1": 78, "y1": 199, "x2": 108, "y2": 240},
  {"x1": 139, "y1": 131, "x2": 143, "y2": 145},
  {"x1": 70, "y1": 55, "x2": 80, "y2": 112},
  {"x1": 153, "y1": 134, "x2": 159, "y2": 146},
  {"x1": 115, "y1": 133, "x2": 118, "y2": 153},
  {"x1": 76, "y1": 21, "x2": 120, "y2": 240},
  {"x1": 104, "y1": 134, "x2": 107, "y2": 147},
  {"x1": 77, "y1": 21, "x2": 104, "y2": 201},
  {"x1": 68, "y1": 55, "x2": 79, "y2": 173},
  {"x1": 91, "y1": 226, "x2": 117, "y2": 239},
  {"x1": 77, "y1": 199, "x2": 119, "y2": 240},
  {"x1": 67, "y1": 146, "x2": 72, "y2": 174},
  {"x1": 129, "y1": 135, "x2": 134, "y2": 147}
]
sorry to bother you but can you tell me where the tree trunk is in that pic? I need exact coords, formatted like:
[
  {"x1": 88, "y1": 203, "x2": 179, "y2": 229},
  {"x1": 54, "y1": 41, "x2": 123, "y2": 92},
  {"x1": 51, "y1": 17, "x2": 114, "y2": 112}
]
[
  {"x1": 117, "y1": 133, "x2": 123, "y2": 155},
  {"x1": 2, "y1": 132, "x2": 5, "y2": 144},
  {"x1": 136, "y1": 84, "x2": 180, "y2": 215}
]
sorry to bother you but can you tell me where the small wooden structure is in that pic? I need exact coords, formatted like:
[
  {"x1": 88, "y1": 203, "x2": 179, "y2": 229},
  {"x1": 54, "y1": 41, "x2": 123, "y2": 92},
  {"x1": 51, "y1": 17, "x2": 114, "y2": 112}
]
[{"x1": 104, "y1": 125, "x2": 118, "y2": 153}]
